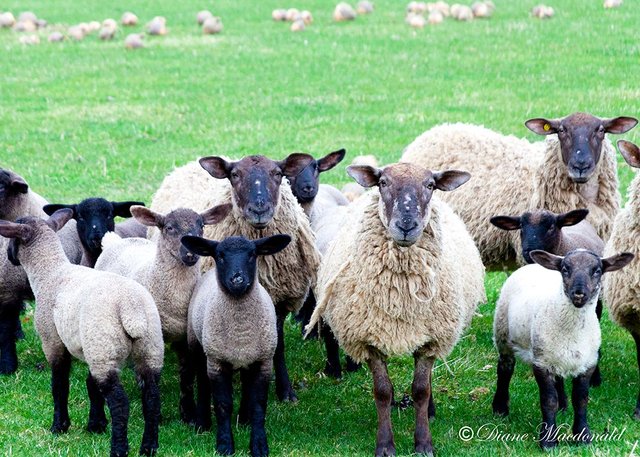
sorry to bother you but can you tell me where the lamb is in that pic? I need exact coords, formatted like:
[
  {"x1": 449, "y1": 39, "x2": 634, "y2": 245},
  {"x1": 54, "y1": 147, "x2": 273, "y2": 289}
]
[
  {"x1": 0, "y1": 168, "x2": 82, "y2": 375},
  {"x1": 306, "y1": 162, "x2": 485, "y2": 456},
  {"x1": 0, "y1": 209, "x2": 164, "y2": 456},
  {"x1": 95, "y1": 203, "x2": 231, "y2": 425},
  {"x1": 149, "y1": 154, "x2": 321, "y2": 402},
  {"x1": 492, "y1": 249, "x2": 632, "y2": 449},
  {"x1": 602, "y1": 140, "x2": 640, "y2": 419},
  {"x1": 400, "y1": 113, "x2": 638, "y2": 269},
  {"x1": 43, "y1": 198, "x2": 144, "y2": 267},
  {"x1": 182, "y1": 234, "x2": 291, "y2": 457}
]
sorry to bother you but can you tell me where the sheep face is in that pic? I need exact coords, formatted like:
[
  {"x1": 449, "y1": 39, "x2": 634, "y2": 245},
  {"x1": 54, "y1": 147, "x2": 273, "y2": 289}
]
[
  {"x1": 490, "y1": 209, "x2": 588, "y2": 263},
  {"x1": 525, "y1": 113, "x2": 638, "y2": 183},
  {"x1": 530, "y1": 249, "x2": 633, "y2": 308},
  {"x1": 131, "y1": 204, "x2": 231, "y2": 266},
  {"x1": 44, "y1": 198, "x2": 143, "y2": 258},
  {"x1": 347, "y1": 163, "x2": 470, "y2": 247},
  {"x1": 286, "y1": 149, "x2": 346, "y2": 204},
  {"x1": 0, "y1": 169, "x2": 29, "y2": 217},
  {"x1": 0, "y1": 209, "x2": 74, "y2": 266},
  {"x1": 181, "y1": 235, "x2": 291, "y2": 297},
  {"x1": 199, "y1": 155, "x2": 311, "y2": 229}
]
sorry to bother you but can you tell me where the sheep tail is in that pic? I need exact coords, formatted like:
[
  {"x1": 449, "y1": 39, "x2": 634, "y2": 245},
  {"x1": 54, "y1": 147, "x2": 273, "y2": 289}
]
[{"x1": 118, "y1": 300, "x2": 148, "y2": 340}]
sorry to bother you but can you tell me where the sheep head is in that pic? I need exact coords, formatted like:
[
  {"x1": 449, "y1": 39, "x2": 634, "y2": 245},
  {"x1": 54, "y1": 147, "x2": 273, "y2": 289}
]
[
  {"x1": 0, "y1": 169, "x2": 29, "y2": 218},
  {"x1": 199, "y1": 154, "x2": 311, "y2": 229},
  {"x1": 347, "y1": 162, "x2": 470, "y2": 247},
  {"x1": 525, "y1": 112, "x2": 638, "y2": 183},
  {"x1": 285, "y1": 149, "x2": 346, "y2": 204}
]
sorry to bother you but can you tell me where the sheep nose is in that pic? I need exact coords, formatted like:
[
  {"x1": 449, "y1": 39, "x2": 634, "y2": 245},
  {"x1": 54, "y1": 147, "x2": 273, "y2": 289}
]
[
  {"x1": 573, "y1": 292, "x2": 585, "y2": 299},
  {"x1": 231, "y1": 274, "x2": 244, "y2": 285},
  {"x1": 302, "y1": 185, "x2": 314, "y2": 194},
  {"x1": 395, "y1": 221, "x2": 417, "y2": 234}
]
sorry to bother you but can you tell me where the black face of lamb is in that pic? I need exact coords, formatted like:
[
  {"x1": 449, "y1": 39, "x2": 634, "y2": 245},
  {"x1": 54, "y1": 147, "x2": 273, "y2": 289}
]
[
  {"x1": 285, "y1": 149, "x2": 346, "y2": 204},
  {"x1": 214, "y1": 238, "x2": 258, "y2": 298},
  {"x1": 558, "y1": 252, "x2": 603, "y2": 308}
]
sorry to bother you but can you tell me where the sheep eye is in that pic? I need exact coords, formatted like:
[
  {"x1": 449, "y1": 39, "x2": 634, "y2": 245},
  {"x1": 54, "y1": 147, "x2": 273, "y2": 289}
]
[
  {"x1": 426, "y1": 182, "x2": 435, "y2": 190},
  {"x1": 558, "y1": 126, "x2": 566, "y2": 134},
  {"x1": 593, "y1": 268, "x2": 602, "y2": 276},
  {"x1": 561, "y1": 267, "x2": 569, "y2": 275},
  {"x1": 230, "y1": 172, "x2": 239, "y2": 179},
  {"x1": 379, "y1": 179, "x2": 387, "y2": 188}
]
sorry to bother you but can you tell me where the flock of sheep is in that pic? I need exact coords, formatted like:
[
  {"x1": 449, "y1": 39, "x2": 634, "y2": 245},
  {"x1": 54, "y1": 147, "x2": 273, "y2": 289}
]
[{"x1": 1, "y1": 111, "x2": 640, "y2": 457}]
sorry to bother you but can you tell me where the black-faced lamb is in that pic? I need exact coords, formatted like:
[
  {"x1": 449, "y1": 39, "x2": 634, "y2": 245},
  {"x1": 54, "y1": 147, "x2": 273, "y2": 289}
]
[
  {"x1": 492, "y1": 249, "x2": 633, "y2": 448},
  {"x1": 94, "y1": 203, "x2": 231, "y2": 425},
  {"x1": 306, "y1": 162, "x2": 486, "y2": 456},
  {"x1": 182, "y1": 234, "x2": 291, "y2": 457},
  {"x1": 603, "y1": 140, "x2": 640, "y2": 419},
  {"x1": 401, "y1": 113, "x2": 638, "y2": 269},
  {"x1": 0, "y1": 209, "x2": 164, "y2": 456},
  {"x1": 150, "y1": 154, "x2": 321, "y2": 402},
  {"x1": 44, "y1": 198, "x2": 144, "y2": 267}
]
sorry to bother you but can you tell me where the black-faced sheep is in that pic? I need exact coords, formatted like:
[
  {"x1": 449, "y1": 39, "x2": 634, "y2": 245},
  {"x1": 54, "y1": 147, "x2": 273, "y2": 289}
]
[{"x1": 306, "y1": 162, "x2": 485, "y2": 456}]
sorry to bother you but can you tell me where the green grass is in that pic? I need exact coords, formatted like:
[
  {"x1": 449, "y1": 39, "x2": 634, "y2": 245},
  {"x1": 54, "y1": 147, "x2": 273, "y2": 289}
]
[{"x1": 1, "y1": 0, "x2": 640, "y2": 455}]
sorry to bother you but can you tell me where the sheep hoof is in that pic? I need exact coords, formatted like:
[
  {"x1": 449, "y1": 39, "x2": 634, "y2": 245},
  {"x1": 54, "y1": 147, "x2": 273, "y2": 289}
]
[
  {"x1": 415, "y1": 442, "x2": 434, "y2": 456},
  {"x1": 139, "y1": 443, "x2": 159, "y2": 456},
  {"x1": 589, "y1": 369, "x2": 602, "y2": 387},
  {"x1": 50, "y1": 419, "x2": 70, "y2": 434},
  {"x1": 491, "y1": 397, "x2": 509, "y2": 417},
  {"x1": 633, "y1": 408, "x2": 640, "y2": 421},
  {"x1": 572, "y1": 427, "x2": 592, "y2": 445},
  {"x1": 323, "y1": 362, "x2": 342, "y2": 379},
  {"x1": 375, "y1": 442, "x2": 396, "y2": 456},
  {"x1": 539, "y1": 439, "x2": 558, "y2": 451},
  {"x1": 0, "y1": 362, "x2": 17, "y2": 375},
  {"x1": 249, "y1": 436, "x2": 268, "y2": 457},
  {"x1": 86, "y1": 419, "x2": 108, "y2": 434},
  {"x1": 216, "y1": 443, "x2": 234, "y2": 455},
  {"x1": 276, "y1": 387, "x2": 298, "y2": 403}
]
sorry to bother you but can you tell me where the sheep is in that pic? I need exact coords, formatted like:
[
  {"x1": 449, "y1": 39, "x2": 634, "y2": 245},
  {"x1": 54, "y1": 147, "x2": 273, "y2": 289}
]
[
  {"x1": 121, "y1": 12, "x2": 138, "y2": 26},
  {"x1": 147, "y1": 16, "x2": 167, "y2": 36},
  {"x1": 290, "y1": 20, "x2": 305, "y2": 32},
  {"x1": 95, "y1": 203, "x2": 231, "y2": 425},
  {"x1": 68, "y1": 25, "x2": 86, "y2": 41},
  {"x1": 407, "y1": 2, "x2": 428, "y2": 14},
  {"x1": 99, "y1": 25, "x2": 117, "y2": 41},
  {"x1": 18, "y1": 11, "x2": 37, "y2": 24},
  {"x1": 300, "y1": 10, "x2": 313, "y2": 24},
  {"x1": 124, "y1": 33, "x2": 144, "y2": 49},
  {"x1": 532, "y1": 4, "x2": 554, "y2": 18},
  {"x1": 407, "y1": 13, "x2": 426, "y2": 27},
  {"x1": 427, "y1": 10, "x2": 444, "y2": 24},
  {"x1": 87, "y1": 20, "x2": 101, "y2": 32},
  {"x1": 13, "y1": 20, "x2": 36, "y2": 32},
  {"x1": 357, "y1": 1, "x2": 374, "y2": 14},
  {"x1": 604, "y1": 0, "x2": 622, "y2": 8},
  {"x1": 602, "y1": 140, "x2": 640, "y2": 419},
  {"x1": 43, "y1": 198, "x2": 144, "y2": 268},
  {"x1": 0, "y1": 169, "x2": 82, "y2": 375},
  {"x1": 451, "y1": 4, "x2": 473, "y2": 20},
  {"x1": 492, "y1": 249, "x2": 633, "y2": 449},
  {"x1": 472, "y1": 1, "x2": 494, "y2": 18},
  {"x1": 48, "y1": 31, "x2": 65, "y2": 43},
  {"x1": 0, "y1": 209, "x2": 164, "y2": 456},
  {"x1": 182, "y1": 234, "x2": 291, "y2": 457},
  {"x1": 149, "y1": 154, "x2": 321, "y2": 402},
  {"x1": 203, "y1": 17, "x2": 223, "y2": 34},
  {"x1": 401, "y1": 113, "x2": 638, "y2": 270},
  {"x1": 272, "y1": 9, "x2": 287, "y2": 21},
  {"x1": 334, "y1": 3, "x2": 357, "y2": 21},
  {"x1": 286, "y1": 8, "x2": 301, "y2": 21},
  {"x1": 0, "y1": 12, "x2": 16, "y2": 28},
  {"x1": 306, "y1": 162, "x2": 485, "y2": 456}
]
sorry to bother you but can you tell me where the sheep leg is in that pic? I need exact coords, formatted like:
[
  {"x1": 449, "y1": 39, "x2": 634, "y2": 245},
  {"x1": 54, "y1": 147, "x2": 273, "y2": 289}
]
[
  {"x1": 571, "y1": 367, "x2": 594, "y2": 445},
  {"x1": 172, "y1": 340, "x2": 197, "y2": 425},
  {"x1": 368, "y1": 356, "x2": 396, "y2": 457},
  {"x1": 428, "y1": 388, "x2": 435, "y2": 421},
  {"x1": 191, "y1": 341, "x2": 212, "y2": 432},
  {"x1": 323, "y1": 321, "x2": 342, "y2": 379},
  {"x1": 238, "y1": 368, "x2": 252, "y2": 425},
  {"x1": 412, "y1": 352, "x2": 435, "y2": 456},
  {"x1": 0, "y1": 302, "x2": 22, "y2": 375},
  {"x1": 590, "y1": 299, "x2": 603, "y2": 387},
  {"x1": 533, "y1": 365, "x2": 559, "y2": 450},
  {"x1": 555, "y1": 376, "x2": 567, "y2": 412},
  {"x1": 50, "y1": 349, "x2": 72, "y2": 434},
  {"x1": 247, "y1": 360, "x2": 272, "y2": 457},
  {"x1": 633, "y1": 331, "x2": 640, "y2": 420},
  {"x1": 98, "y1": 371, "x2": 130, "y2": 457},
  {"x1": 210, "y1": 361, "x2": 235, "y2": 455},
  {"x1": 274, "y1": 307, "x2": 297, "y2": 402},
  {"x1": 137, "y1": 367, "x2": 161, "y2": 456},
  {"x1": 345, "y1": 356, "x2": 361, "y2": 373},
  {"x1": 86, "y1": 374, "x2": 108, "y2": 433},
  {"x1": 297, "y1": 290, "x2": 318, "y2": 339},
  {"x1": 492, "y1": 353, "x2": 514, "y2": 416}
]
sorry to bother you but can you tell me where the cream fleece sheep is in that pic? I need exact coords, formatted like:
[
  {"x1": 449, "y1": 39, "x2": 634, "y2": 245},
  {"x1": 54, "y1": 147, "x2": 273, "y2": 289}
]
[
  {"x1": 401, "y1": 123, "x2": 620, "y2": 268},
  {"x1": 308, "y1": 191, "x2": 485, "y2": 362}
]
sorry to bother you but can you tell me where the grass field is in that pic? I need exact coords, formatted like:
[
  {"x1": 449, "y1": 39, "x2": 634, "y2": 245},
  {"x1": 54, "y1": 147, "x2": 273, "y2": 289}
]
[{"x1": 1, "y1": 0, "x2": 640, "y2": 455}]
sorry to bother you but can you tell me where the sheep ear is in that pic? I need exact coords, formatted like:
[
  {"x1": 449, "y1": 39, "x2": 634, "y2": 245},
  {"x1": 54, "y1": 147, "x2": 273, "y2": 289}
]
[
  {"x1": 201, "y1": 203, "x2": 232, "y2": 225},
  {"x1": 112, "y1": 201, "x2": 144, "y2": 218},
  {"x1": 602, "y1": 252, "x2": 634, "y2": 273},
  {"x1": 317, "y1": 149, "x2": 346, "y2": 172},
  {"x1": 490, "y1": 215, "x2": 521, "y2": 231},
  {"x1": 279, "y1": 153, "x2": 315, "y2": 178},
  {"x1": 525, "y1": 118, "x2": 560, "y2": 135},
  {"x1": 46, "y1": 208, "x2": 74, "y2": 232},
  {"x1": 529, "y1": 250, "x2": 563, "y2": 271},
  {"x1": 617, "y1": 140, "x2": 640, "y2": 168},
  {"x1": 200, "y1": 156, "x2": 232, "y2": 179},
  {"x1": 602, "y1": 117, "x2": 638, "y2": 134},
  {"x1": 347, "y1": 165, "x2": 381, "y2": 188},
  {"x1": 433, "y1": 170, "x2": 470, "y2": 191},
  {"x1": 130, "y1": 206, "x2": 164, "y2": 227},
  {"x1": 43, "y1": 203, "x2": 76, "y2": 218},
  {"x1": 557, "y1": 209, "x2": 589, "y2": 228},
  {"x1": 254, "y1": 234, "x2": 292, "y2": 256},
  {"x1": 9, "y1": 176, "x2": 28, "y2": 194},
  {"x1": 181, "y1": 235, "x2": 218, "y2": 257},
  {"x1": 0, "y1": 220, "x2": 31, "y2": 240}
]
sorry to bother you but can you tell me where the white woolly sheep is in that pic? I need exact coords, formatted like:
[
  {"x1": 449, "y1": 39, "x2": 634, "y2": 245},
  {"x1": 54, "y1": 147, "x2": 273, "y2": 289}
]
[
  {"x1": 357, "y1": 1, "x2": 374, "y2": 14},
  {"x1": 87, "y1": 20, "x2": 101, "y2": 32},
  {"x1": 124, "y1": 33, "x2": 144, "y2": 49},
  {"x1": 401, "y1": 113, "x2": 638, "y2": 270},
  {"x1": 472, "y1": 1, "x2": 494, "y2": 18},
  {"x1": 307, "y1": 162, "x2": 485, "y2": 456},
  {"x1": 407, "y1": 13, "x2": 426, "y2": 27},
  {"x1": 147, "y1": 16, "x2": 167, "y2": 36},
  {"x1": 99, "y1": 25, "x2": 117, "y2": 40},
  {"x1": 68, "y1": 25, "x2": 85, "y2": 41},
  {"x1": 300, "y1": 10, "x2": 313, "y2": 24},
  {"x1": 532, "y1": 4, "x2": 554, "y2": 18},
  {"x1": 48, "y1": 31, "x2": 65, "y2": 43},
  {"x1": 290, "y1": 20, "x2": 305, "y2": 32},
  {"x1": 272, "y1": 9, "x2": 287, "y2": 21},
  {"x1": 334, "y1": 3, "x2": 357, "y2": 21},
  {"x1": 428, "y1": 10, "x2": 444, "y2": 24},
  {"x1": 407, "y1": 2, "x2": 428, "y2": 14},
  {"x1": 452, "y1": 4, "x2": 473, "y2": 20},
  {"x1": 603, "y1": 140, "x2": 640, "y2": 419},
  {"x1": 0, "y1": 12, "x2": 16, "y2": 28},
  {"x1": 196, "y1": 10, "x2": 213, "y2": 25},
  {"x1": 0, "y1": 209, "x2": 164, "y2": 456},
  {"x1": 286, "y1": 8, "x2": 301, "y2": 21},
  {"x1": 95, "y1": 204, "x2": 231, "y2": 425},
  {"x1": 13, "y1": 20, "x2": 36, "y2": 32},
  {"x1": 202, "y1": 17, "x2": 223, "y2": 35},
  {"x1": 121, "y1": 12, "x2": 138, "y2": 26},
  {"x1": 182, "y1": 234, "x2": 291, "y2": 457},
  {"x1": 492, "y1": 249, "x2": 632, "y2": 449},
  {"x1": 149, "y1": 154, "x2": 321, "y2": 402},
  {"x1": 18, "y1": 11, "x2": 37, "y2": 24}
]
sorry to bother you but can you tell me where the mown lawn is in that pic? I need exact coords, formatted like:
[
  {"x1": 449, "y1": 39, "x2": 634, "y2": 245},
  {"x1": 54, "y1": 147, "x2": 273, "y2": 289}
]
[{"x1": 1, "y1": 0, "x2": 640, "y2": 455}]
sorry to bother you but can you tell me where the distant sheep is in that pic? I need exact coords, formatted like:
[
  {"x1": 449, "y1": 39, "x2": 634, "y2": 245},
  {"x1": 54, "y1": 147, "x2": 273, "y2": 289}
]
[
  {"x1": 357, "y1": 1, "x2": 374, "y2": 14},
  {"x1": 196, "y1": 10, "x2": 213, "y2": 25},
  {"x1": 0, "y1": 12, "x2": 16, "y2": 28},
  {"x1": 124, "y1": 33, "x2": 144, "y2": 49},
  {"x1": 401, "y1": 113, "x2": 638, "y2": 269},
  {"x1": 272, "y1": 9, "x2": 287, "y2": 21},
  {"x1": 202, "y1": 17, "x2": 223, "y2": 34},
  {"x1": 48, "y1": 31, "x2": 65, "y2": 42},
  {"x1": 147, "y1": 16, "x2": 167, "y2": 36},
  {"x1": 121, "y1": 12, "x2": 138, "y2": 26},
  {"x1": 334, "y1": 3, "x2": 357, "y2": 21},
  {"x1": 532, "y1": 4, "x2": 555, "y2": 18},
  {"x1": 604, "y1": 0, "x2": 622, "y2": 7}
]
